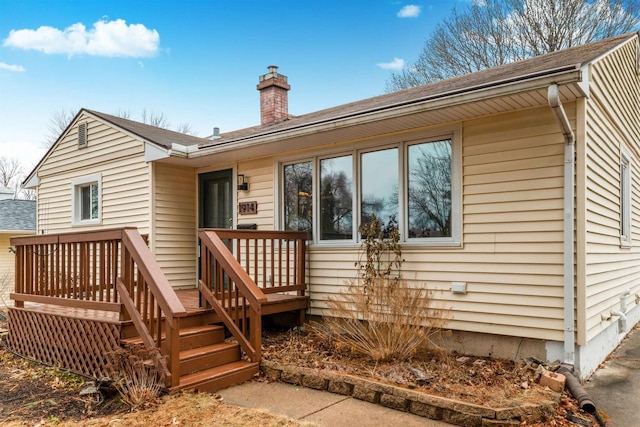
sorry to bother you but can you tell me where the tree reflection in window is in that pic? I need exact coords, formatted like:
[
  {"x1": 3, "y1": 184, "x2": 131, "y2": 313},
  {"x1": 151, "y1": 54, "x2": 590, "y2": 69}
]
[
  {"x1": 320, "y1": 156, "x2": 353, "y2": 240},
  {"x1": 408, "y1": 140, "x2": 452, "y2": 238},
  {"x1": 361, "y1": 148, "x2": 398, "y2": 235},
  {"x1": 283, "y1": 162, "x2": 313, "y2": 232}
]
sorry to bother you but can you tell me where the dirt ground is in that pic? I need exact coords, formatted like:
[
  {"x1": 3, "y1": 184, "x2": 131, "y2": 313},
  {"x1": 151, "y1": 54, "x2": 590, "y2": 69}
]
[
  {"x1": 260, "y1": 327, "x2": 606, "y2": 426},
  {"x1": 0, "y1": 315, "x2": 603, "y2": 427},
  {"x1": 0, "y1": 314, "x2": 306, "y2": 427}
]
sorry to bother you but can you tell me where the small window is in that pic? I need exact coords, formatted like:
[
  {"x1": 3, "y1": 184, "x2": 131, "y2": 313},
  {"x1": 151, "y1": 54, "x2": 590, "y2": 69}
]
[
  {"x1": 78, "y1": 122, "x2": 88, "y2": 148},
  {"x1": 621, "y1": 149, "x2": 632, "y2": 246},
  {"x1": 71, "y1": 175, "x2": 101, "y2": 225}
]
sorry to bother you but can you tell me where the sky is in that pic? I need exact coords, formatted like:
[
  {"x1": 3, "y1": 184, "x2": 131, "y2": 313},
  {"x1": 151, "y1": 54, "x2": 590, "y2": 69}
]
[{"x1": 0, "y1": 0, "x2": 459, "y2": 174}]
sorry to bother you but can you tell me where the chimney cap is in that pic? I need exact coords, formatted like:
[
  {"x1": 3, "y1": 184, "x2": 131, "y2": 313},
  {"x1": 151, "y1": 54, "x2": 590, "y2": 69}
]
[{"x1": 258, "y1": 65, "x2": 289, "y2": 86}]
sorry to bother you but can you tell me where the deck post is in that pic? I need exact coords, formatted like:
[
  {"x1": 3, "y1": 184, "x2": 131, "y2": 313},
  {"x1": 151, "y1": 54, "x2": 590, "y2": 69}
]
[{"x1": 167, "y1": 317, "x2": 181, "y2": 388}]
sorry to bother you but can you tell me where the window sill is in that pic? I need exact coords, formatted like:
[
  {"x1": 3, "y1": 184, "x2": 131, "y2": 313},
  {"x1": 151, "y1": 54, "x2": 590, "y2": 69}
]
[{"x1": 72, "y1": 219, "x2": 102, "y2": 227}]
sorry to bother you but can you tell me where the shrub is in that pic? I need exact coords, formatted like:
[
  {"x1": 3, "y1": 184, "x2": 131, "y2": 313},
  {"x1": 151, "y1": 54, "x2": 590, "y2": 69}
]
[
  {"x1": 106, "y1": 347, "x2": 165, "y2": 410},
  {"x1": 311, "y1": 216, "x2": 449, "y2": 362}
]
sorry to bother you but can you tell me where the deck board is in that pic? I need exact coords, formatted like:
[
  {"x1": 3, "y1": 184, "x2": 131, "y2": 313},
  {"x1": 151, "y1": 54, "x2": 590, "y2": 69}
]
[{"x1": 11, "y1": 302, "x2": 121, "y2": 323}]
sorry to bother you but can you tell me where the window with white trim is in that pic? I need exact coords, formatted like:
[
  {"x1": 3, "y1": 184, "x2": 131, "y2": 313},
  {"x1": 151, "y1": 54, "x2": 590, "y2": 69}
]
[
  {"x1": 279, "y1": 128, "x2": 461, "y2": 246},
  {"x1": 620, "y1": 148, "x2": 632, "y2": 246},
  {"x1": 71, "y1": 174, "x2": 101, "y2": 226}
]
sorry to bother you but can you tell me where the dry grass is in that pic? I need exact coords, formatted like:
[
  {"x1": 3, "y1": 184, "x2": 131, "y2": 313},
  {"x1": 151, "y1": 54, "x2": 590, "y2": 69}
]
[
  {"x1": 106, "y1": 347, "x2": 165, "y2": 410},
  {"x1": 310, "y1": 217, "x2": 450, "y2": 362},
  {"x1": 311, "y1": 277, "x2": 449, "y2": 362}
]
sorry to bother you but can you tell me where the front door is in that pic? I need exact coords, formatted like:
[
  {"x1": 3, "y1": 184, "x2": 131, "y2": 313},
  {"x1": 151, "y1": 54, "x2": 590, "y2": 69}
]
[
  {"x1": 198, "y1": 169, "x2": 234, "y2": 294},
  {"x1": 199, "y1": 169, "x2": 233, "y2": 229}
]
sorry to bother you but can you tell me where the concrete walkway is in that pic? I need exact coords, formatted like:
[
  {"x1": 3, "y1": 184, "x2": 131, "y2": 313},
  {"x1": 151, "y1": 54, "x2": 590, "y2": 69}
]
[
  {"x1": 218, "y1": 381, "x2": 449, "y2": 427},
  {"x1": 583, "y1": 326, "x2": 640, "y2": 427}
]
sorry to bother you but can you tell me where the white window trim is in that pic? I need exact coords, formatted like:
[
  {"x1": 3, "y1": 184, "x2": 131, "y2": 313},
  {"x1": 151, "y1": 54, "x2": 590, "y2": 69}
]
[
  {"x1": 276, "y1": 125, "x2": 462, "y2": 248},
  {"x1": 620, "y1": 148, "x2": 632, "y2": 247},
  {"x1": 71, "y1": 174, "x2": 102, "y2": 226}
]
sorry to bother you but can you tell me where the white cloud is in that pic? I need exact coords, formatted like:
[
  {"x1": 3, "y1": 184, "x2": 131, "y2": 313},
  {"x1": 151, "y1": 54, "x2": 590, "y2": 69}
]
[
  {"x1": 397, "y1": 5, "x2": 421, "y2": 18},
  {"x1": 3, "y1": 19, "x2": 160, "y2": 58},
  {"x1": 0, "y1": 62, "x2": 25, "y2": 72},
  {"x1": 377, "y1": 58, "x2": 405, "y2": 70}
]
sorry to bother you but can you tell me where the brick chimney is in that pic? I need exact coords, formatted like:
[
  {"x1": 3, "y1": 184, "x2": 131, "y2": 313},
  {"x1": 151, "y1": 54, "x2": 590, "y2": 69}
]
[{"x1": 257, "y1": 65, "x2": 290, "y2": 125}]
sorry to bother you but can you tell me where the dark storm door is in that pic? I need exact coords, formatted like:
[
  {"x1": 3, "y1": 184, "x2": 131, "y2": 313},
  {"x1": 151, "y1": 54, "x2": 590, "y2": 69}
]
[
  {"x1": 198, "y1": 169, "x2": 234, "y2": 295},
  {"x1": 199, "y1": 169, "x2": 233, "y2": 229}
]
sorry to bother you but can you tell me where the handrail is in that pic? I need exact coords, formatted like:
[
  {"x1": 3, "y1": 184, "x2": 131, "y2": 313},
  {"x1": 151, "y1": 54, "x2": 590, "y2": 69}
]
[
  {"x1": 199, "y1": 230, "x2": 267, "y2": 362},
  {"x1": 117, "y1": 278, "x2": 171, "y2": 380},
  {"x1": 199, "y1": 230, "x2": 268, "y2": 308},
  {"x1": 121, "y1": 228, "x2": 187, "y2": 325},
  {"x1": 199, "y1": 280, "x2": 258, "y2": 360}
]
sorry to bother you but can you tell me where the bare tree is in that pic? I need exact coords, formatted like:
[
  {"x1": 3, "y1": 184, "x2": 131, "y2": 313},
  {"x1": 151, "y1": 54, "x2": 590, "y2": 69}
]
[
  {"x1": 0, "y1": 156, "x2": 36, "y2": 200},
  {"x1": 175, "y1": 122, "x2": 196, "y2": 135},
  {"x1": 387, "y1": 0, "x2": 640, "y2": 91},
  {"x1": 0, "y1": 157, "x2": 22, "y2": 188},
  {"x1": 43, "y1": 108, "x2": 76, "y2": 148},
  {"x1": 141, "y1": 109, "x2": 171, "y2": 129},
  {"x1": 114, "y1": 108, "x2": 131, "y2": 119}
]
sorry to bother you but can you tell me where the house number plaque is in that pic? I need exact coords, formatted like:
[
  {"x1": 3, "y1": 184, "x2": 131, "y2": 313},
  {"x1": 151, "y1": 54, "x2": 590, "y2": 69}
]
[{"x1": 239, "y1": 201, "x2": 258, "y2": 215}]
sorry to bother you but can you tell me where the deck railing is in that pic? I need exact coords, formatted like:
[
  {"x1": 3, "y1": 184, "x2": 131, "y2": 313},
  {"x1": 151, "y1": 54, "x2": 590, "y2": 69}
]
[
  {"x1": 198, "y1": 229, "x2": 308, "y2": 362},
  {"x1": 202, "y1": 229, "x2": 308, "y2": 295},
  {"x1": 10, "y1": 227, "x2": 186, "y2": 387}
]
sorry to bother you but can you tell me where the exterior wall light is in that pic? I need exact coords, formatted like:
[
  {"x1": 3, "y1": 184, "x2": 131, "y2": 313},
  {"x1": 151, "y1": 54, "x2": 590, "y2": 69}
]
[{"x1": 237, "y1": 174, "x2": 248, "y2": 191}]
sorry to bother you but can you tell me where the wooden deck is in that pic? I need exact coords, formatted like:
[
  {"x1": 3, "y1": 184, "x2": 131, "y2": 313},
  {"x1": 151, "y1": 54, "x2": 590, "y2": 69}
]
[
  {"x1": 8, "y1": 227, "x2": 309, "y2": 392},
  {"x1": 175, "y1": 288, "x2": 309, "y2": 316}
]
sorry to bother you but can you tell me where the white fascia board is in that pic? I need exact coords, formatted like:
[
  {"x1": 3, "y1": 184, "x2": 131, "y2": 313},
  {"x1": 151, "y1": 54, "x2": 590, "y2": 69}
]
[
  {"x1": 23, "y1": 174, "x2": 40, "y2": 189},
  {"x1": 171, "y1": 143, "x2": 198, "y2": 158},
  {"x1": 144, "y1": 141, "x2": 171, "y2": 162}
]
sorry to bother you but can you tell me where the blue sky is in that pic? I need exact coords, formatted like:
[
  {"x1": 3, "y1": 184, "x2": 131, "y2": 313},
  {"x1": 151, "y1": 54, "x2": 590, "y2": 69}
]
[{"x1": 0, "y1": 1, "x2": 458, "y2": 171}]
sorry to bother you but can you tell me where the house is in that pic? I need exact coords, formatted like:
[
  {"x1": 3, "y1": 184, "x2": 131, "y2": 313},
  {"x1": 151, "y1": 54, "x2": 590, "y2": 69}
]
[
  {"x1": 13, "y1": 32, "x2": 640, "y2": 383},
  {"x1": 0, "y1": 189, "x2": 36, "y2": 308}
]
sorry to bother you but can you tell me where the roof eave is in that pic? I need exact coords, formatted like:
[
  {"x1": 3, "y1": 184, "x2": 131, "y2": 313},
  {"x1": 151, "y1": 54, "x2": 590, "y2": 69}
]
[{"x1": 193, "y1": 67, "x2": 584, "y2": 158}]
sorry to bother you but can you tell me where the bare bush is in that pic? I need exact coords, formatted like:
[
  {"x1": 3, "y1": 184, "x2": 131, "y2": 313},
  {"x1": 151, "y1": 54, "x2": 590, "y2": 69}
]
[
  {"x1": 107, "y1": 347, "x2": 165, "y2": 410},
  {"x1": 311, "y1": 217, "x2": 450, "y2": 362}
]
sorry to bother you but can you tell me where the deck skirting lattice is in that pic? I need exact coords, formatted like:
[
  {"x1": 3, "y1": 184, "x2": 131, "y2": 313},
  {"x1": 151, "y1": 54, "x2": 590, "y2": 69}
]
[{"x1": 7, "y1": 309, "x2": 121, "y2": 378}]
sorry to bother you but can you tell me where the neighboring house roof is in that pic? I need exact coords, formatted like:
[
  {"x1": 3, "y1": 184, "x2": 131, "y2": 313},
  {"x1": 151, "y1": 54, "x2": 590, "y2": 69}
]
[
  {"x1": 0, "y1": 187, "x2": 14, "y2": 200},
  {"x1": 0, "y1": 199, "x2": 36, "y2": 232},
  {"x1": 205, "y1": 32, "x2": 637, "y2": 147}
]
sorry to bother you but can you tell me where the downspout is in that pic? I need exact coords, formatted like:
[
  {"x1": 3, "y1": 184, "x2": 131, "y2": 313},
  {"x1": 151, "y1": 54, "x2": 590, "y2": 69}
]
[{"x1": 548, "y1": 84, "x2": 576, "y2": 366}]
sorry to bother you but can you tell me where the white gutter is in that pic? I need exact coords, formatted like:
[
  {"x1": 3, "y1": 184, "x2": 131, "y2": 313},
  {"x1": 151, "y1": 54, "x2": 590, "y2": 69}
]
[
  {"x1": 548, "y1": 83, "x2": 576, "y2": 366},
  {"x1": 194, "y1": 69, "x2": 583, "y2": 158}
]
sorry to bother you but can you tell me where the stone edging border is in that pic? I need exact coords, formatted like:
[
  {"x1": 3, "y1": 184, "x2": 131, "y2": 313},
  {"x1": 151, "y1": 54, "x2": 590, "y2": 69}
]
[{"x1": 261, "y1": 360, "x2": 559, "y2": 427}]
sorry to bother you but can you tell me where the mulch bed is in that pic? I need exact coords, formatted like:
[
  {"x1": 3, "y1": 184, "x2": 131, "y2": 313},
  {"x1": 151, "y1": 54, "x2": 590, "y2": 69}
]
[{"x1": 261, "y1": 326, "x2": 601, "y2": 426}]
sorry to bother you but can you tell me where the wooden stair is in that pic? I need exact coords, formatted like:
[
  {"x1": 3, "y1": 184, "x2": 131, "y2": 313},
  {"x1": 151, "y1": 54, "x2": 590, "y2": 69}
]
[{"x1": 121, "y1": 313, "x2": 259, "y2": 393}]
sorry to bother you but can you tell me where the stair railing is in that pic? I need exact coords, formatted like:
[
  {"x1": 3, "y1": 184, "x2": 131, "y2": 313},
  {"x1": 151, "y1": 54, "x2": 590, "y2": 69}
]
[
  {"x1": 119, "y1": 228, "x2": 187, "y2": 387},
  {"x1": 198, "y1": 229, "x2": 268, "y2": 362}
]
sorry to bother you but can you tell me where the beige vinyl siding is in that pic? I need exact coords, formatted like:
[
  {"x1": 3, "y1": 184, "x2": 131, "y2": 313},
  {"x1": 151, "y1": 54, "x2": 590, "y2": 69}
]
[
  {"x1": 153, "y1": 163, "x2": 197, "y2": 288},
  {"x1": 0, "y1": 233, "x2": 32, "y2": 307},
  {"x1": 307, "y1": 106, "x2": 567, "y2": 341},
  {"x1": 36, "y1": 113, "x2": 151, "y2": 235},
  {"x1": 237, "y1": 158, "x2": 275, "y2": 228},
  {"x1": 583, "y1": 40, "x2": 640, "y2": 342}
]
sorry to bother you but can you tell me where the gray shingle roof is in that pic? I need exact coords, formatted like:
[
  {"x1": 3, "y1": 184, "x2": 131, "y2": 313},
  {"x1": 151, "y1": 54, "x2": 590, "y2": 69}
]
[
  {"x1": 203, "y1": 32, "x2": 637, "y2": 146},
  {"x1": 0, "y1": 199, "x2": 36, "y2": 232},
  {"x1": 85, "y1": 110, "x2": 206, "y2": 149}
]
